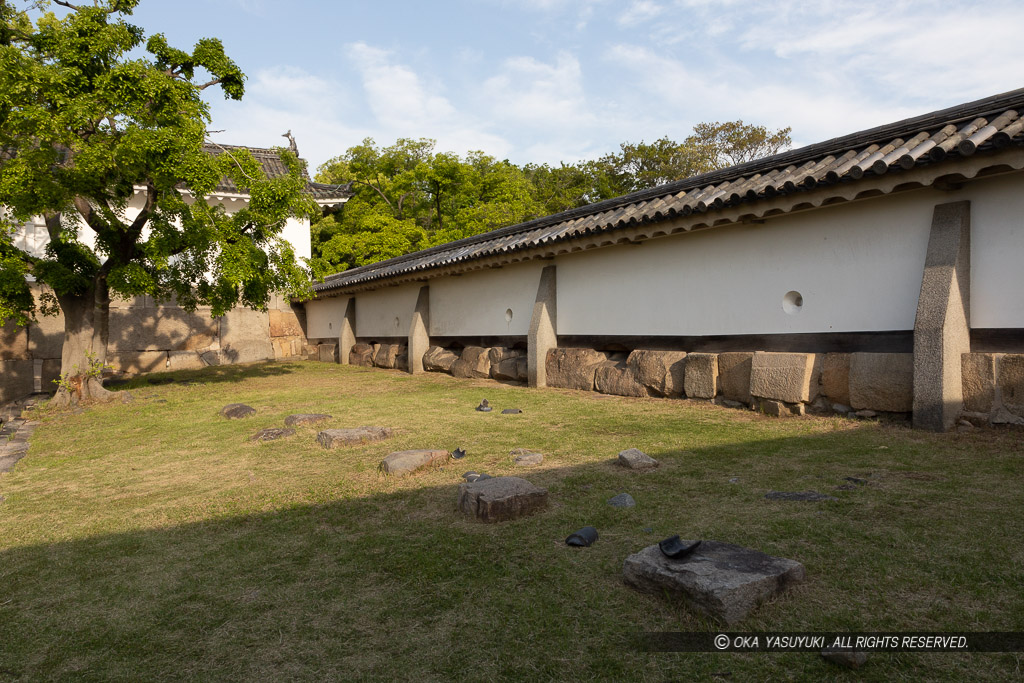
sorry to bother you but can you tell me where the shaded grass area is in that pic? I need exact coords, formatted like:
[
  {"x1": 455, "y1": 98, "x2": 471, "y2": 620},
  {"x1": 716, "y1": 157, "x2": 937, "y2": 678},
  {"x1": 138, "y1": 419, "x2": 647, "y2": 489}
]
[{"x1": 1, "y1": 362, "x2": 1022, "y2": 681}]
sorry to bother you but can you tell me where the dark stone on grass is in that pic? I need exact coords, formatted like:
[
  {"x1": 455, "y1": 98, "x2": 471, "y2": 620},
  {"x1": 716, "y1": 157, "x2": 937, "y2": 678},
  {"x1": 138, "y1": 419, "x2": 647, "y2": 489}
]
[
  {"x1": 250, "y1": 427, "x2": 296, "y2": 442},
  {"x1": 476, "y1": 399, "x2": 492, "y2": 412},
  {"x1": 284, "y1": 413, "x2": 332, "y2": 427},
  {"x1": 844, "y1": 477, "x2": 868, "y2": 486},
  {"x1": 501, "y1": 408, "x2": 522, "y2": 414},
  {"x1": 618, "y1": 448, "x2": 659, "y2": 470},
  {"x1": 822, "y1": 647, "x2": 869, "y2": 669},
  {"x1": 457, "y1": 476, "x2": 548, "y2": 522},
  {"x1": 462, "y1": 471, "x2": 479, "y2": 481},
  {"x1": 316, "y1": 426, "x2": 393, "y2": 449},
  {"x1": 622, "y1": 540, "x2": 806, "y2": 625},
  {"x1": 659, "y1": 536, "x2": 701, "y2": 559},
  {"x1": 608, "y1": 493, "x2": 636, "y2": 508},
  {"x1": 854, "y1": 410, "x2": 877, "y2": 419},
  {"x1": 765, "y1": 490, "x2": 838, "y2": 502},
  {"x1": 566, "y1": 526, "x2": 598, "y2": 547},
  {"x1": 379, "y1": 449, "x2": 450, "y2": 476},
  {"x1": 220, "y1": 403, "x2": 256, "y2": 419},
  {"x1": 452, "y1": 447, "x2": 466, "y2": 459}
]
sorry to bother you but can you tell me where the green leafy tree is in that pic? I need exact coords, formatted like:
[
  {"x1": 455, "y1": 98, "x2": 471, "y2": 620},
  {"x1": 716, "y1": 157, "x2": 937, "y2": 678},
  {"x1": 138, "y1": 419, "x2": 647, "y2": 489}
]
[{"x1": 0, "y1": 0, "x2": 314, "y2": 405}]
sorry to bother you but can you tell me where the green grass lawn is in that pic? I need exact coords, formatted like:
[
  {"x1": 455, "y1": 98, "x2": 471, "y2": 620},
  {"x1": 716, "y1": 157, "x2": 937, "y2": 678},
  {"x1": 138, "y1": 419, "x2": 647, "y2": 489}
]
[{"x1": 1, "y1": 362, "x2": 1022, "y2": 681}]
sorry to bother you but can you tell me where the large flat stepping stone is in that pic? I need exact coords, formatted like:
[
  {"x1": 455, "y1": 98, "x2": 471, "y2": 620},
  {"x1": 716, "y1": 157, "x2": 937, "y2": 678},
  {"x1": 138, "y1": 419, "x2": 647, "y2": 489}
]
[
  {"x1": 510, "y1": 448, "x2": 543, "y2": 467},
  {"x1": 250, "y1": 427, "x2": 295, "y2": 442},
  {"x1": 622, "y1": 540, "x2": 805, "y2": 625},
  {"x1": 317, "y1": 427, "x2": 393, "y2": 449},
  {"x1": 220, "y1": 403, "x2": 255, "y2": 419},
  {"x1": 457, "y1": 476, "x2": 548, "y2": 523},
  {"x1": 285, "y1": 413, "x2": 332, "y2": 427},
  {"x1": 618, "y1": 448, "x2": 659, "y2": 470},
  {"x1": 379, "y1": 449, "x2": 450, "y2": 476}
]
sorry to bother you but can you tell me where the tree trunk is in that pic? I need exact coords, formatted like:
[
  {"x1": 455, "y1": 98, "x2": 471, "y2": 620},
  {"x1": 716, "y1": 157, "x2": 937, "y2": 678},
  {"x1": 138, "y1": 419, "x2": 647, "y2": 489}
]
[{"x1": 51, "y1": 276, "x2": 116, "y2": 407}]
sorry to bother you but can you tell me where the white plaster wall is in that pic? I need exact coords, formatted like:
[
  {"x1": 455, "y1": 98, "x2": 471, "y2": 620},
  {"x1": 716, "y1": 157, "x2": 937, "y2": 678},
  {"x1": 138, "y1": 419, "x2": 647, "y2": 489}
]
[
  {"x1": 429, "y1": 262, "x2": 544, "y2": 337},
  {"x1": 355, "y1": 284, "x2": 421, "y2": 338},
  {"x1": 945, "y1": 174, "x2": 1024, "y2": 329},
  {"x1": 305, "y1": 296, "x2": 348, "y2": 339},
  {"x1": 557, "y1": 189, "x2": 941, "y2": 336}
]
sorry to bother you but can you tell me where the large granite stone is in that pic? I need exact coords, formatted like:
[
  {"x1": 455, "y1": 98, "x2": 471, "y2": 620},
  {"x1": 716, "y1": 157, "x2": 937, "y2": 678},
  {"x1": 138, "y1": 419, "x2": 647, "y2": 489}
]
[
  {"x1": 684, "y1": 353, "x2": 718, "y2": 399},
  {"x1": 595, "y1": 364, "x2": 648, "y2": 397},
  {"x1": 269, "y1": 309, "x2": 303, "y2": 338},
  {"x1": 423, "y1": 346, "x2": 459, "y2": 373},
  {"x1": 457, "y1": 476, "x2": 548, "y2": 523},
  {"x1": 997, "y1": 354, "x2": 1024, "y2": 413},
  {"x1": 373, "y1": 343, "x2": 401, "y2": 369},
  {"x1": 546, "y1": 348, "x2": 608, "y2": 391},
  {"x1": 107, "y1": 351, "x2": 168, "y2": 374},
  {"x1": 379, "y1": 449, "x2": 450, "y2": 476},
  {"x1": 849, "y1": 353, "x2": 913, "y2": 412},
  {"x1": 284, "y1": 413, "x2": 332, "y2": 427},
  {"x1": 451, "y1": 346, "x2": 492, "y2": 379},
  {"x1": 622, "y1": 541, "x2": 806, "y2": 625},
  {"x1": 750, "y1": 352, "x2": 819, "y2": 403},
  {"x1": 168, "y1": 350, "x2": 205, "y2": 371},
  {"x1": 618, "y1": 448, "x2": 659, "y2": 470},
  {"x1": 717, "y1": 352, "x2": 753, "y2": 404},
  {"x1": 491, "y1": 357, "x2": 527, "y2": 382},
  {"x1": 317, "y1": 426, "x2": 393, "y2": 448},
  {"x1": 627, "y1": 350, "x2": 687, "y2": 397},
  {"x1": 821, "y1": 353, "x2": 851, "y2": 406},
  {"x1": 961, "y1": 353, "x2": 996, "y2": 414},
  {"x1": 349, "y1": 343, "x2": 374, "y2": 366},
  {"x1": 0, "y1": 321, "x2": 28, "y2": 360},
  {"x1": 318, "y1": 343, "x2": 337, "y2": 363}
]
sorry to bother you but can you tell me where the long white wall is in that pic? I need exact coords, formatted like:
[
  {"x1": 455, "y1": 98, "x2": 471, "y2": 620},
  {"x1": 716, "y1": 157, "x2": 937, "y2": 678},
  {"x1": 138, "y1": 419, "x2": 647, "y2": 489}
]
[
  {"x1": 311, "y1": 171, "x2": 1024, "y2": 342},
  {"x1": 557, "y1": 187, "x2": 932, "y2": 336},
  {"x1": 428, "y1": 262, "x2": 543, "y2": 337}
]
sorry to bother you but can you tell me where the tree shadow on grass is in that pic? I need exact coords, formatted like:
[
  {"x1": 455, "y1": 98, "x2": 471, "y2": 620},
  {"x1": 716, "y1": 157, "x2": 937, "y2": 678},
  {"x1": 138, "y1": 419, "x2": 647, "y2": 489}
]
[{"x1": 0, "y1": 423, "x2": 1021, "y2": 681}]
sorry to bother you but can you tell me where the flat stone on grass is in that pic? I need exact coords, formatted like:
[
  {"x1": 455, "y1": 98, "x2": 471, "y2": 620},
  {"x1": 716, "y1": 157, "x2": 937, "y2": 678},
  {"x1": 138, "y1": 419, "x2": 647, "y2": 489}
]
[
  {"x1": 220, "y1": 403, "x2": 255, "y2": 419},
  {"x1": 608, "y1": 493, "x2": 636, "y2": 508},
  {"x1": 380, "y1": 449, "x2": 450, "y2": 476},
  {"x1": 622, "y1": 540, "x2": 805, "y2": 625},
  {"x1": 765, "y1": 490, "x2": 838, "y2": 502},
  {"x1": 457, "y1": 476, "x2": 548, "y2": 523},
  {"x1": 618, "y1": 448, "x2": 659, "y2": 470},
  {"x1": 510, "y1": 448, "x2": 543, "y2": 466},
  {"x1": 284, "y1": 413, "x2": 332, "y2": 427},
  {"x1": 250, "y1": 427, "x2": 295, "y2": 442},
  {"x1": 317, "y1": 427, "x2": 393, "y2": 449}
]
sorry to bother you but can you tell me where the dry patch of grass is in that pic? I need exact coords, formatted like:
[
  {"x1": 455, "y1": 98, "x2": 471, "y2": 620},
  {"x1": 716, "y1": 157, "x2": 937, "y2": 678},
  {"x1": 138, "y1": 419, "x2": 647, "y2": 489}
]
[{"x1": 0, "y1": 361, "x2": 1022, "y2": 681}]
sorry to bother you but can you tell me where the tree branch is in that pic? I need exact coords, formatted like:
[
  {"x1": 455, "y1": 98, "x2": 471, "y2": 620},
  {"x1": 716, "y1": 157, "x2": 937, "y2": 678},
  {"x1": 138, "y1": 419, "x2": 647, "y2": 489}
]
[{"x1": 196, "y1": 77, "x2": 222, "y2": 91}]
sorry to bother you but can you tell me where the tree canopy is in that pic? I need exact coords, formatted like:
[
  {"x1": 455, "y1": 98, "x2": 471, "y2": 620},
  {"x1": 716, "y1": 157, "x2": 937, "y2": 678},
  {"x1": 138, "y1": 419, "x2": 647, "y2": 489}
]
[
  {"x1": 0, "y1": 0, "x2": 314, "y2": 403},
  {"x1": 313, "y1": 121, "x2": 791, "y2": 277}
]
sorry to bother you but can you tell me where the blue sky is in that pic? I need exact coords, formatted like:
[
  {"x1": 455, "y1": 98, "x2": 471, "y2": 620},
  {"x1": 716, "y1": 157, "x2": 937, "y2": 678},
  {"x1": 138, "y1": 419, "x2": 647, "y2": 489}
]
[{"x1": 117, "y1": 0, "x2": 1024, "y2": 174}]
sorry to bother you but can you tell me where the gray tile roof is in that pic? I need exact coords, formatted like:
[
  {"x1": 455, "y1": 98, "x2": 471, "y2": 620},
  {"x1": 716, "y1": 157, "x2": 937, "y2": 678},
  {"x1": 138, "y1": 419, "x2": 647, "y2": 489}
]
[
  {"x1": 314, "y1": 87, "x2": 1024, "y2": 295},
  {"x1": 203, "y1": 143, "x2": 353, "y2": 203}
]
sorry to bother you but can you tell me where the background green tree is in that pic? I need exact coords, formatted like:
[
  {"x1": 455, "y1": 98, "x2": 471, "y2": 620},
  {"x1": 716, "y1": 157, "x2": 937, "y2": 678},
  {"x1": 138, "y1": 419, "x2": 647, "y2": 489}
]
[
  {"x1": 312, "y1": 121, "x2": 791, "y2": 277},
  {"x1": 0, "y1": 0, "x2": 314, "y2": 405}
]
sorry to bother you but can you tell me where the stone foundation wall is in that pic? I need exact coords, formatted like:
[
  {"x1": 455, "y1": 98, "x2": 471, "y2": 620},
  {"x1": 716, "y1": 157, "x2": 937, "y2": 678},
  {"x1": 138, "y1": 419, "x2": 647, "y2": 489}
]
[{"x1": 0, "y1": 288, "x2": 312, "y2": 404}]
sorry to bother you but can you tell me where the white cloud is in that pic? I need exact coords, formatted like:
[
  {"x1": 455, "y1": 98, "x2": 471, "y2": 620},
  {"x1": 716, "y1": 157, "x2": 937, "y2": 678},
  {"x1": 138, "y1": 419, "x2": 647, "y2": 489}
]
[
  {"x1": 482, "y1": 52, "x2": 593, "y2": 129},
  {"x1": 617, "y1": 0, "x2": 664, "y2": 27}
]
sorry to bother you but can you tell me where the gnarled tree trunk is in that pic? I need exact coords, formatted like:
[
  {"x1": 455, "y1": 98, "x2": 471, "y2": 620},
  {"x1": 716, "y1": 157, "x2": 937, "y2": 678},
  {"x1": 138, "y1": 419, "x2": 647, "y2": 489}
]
[{"x1": 51, "y1": 276, "x2": 115, "y2": 407}]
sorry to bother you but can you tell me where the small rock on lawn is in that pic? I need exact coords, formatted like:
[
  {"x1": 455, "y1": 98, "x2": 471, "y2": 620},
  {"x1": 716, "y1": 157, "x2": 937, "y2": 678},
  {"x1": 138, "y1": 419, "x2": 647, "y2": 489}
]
[
  {"x1": 220, "y1": 403, "x2": 256, "y2": 419},
  {"x1": 501, "y1": 408, "x2": 522, "y2": 414},
  {"x1": 250, "y1": 427, "x2": 296, "y2": 442},
  {"x1": 618, "y1": 448, "x2": 659, "y2": 470},
  {"x1": 513, "y1": 452, "x2": 543, "y2": 466},
  {"x1": 317, "y1": 426, "x2": 393, "y2": 449},
  {"x1": 608, "y1": 493, "x2": 636, "y2": 508},
  {"x1": 284, "y1": 413, "x2": 332, "y2": 427},
  {"x1": 822, "y1": 647, "x2": 869, "y2": 669},
  {"x1": 458, "y1": 476, "x2": 548, "y2": 523}
]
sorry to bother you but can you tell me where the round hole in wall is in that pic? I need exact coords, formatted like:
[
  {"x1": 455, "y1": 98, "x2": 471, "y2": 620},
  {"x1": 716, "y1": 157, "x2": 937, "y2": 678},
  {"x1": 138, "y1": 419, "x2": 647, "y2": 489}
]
[
  {"x1": 782, "y1": 290, "x2": 804, "y2": 314},
  {"x1": 394, "y1": 316, "x2": 401, "y2": 329},
  {"x1": 505, "y1": 308, "x2": 513, "y2": 323}
]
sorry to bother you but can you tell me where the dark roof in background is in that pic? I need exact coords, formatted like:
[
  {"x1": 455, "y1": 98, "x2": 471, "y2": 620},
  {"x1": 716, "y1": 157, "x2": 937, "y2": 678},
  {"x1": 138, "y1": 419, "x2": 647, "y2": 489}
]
[
  {"x1": 314, "y1": 87, "x2": 1024, "y2": 295},
  {"x1": 203, "y1": 143, "x2": 353, "y2": 204}
]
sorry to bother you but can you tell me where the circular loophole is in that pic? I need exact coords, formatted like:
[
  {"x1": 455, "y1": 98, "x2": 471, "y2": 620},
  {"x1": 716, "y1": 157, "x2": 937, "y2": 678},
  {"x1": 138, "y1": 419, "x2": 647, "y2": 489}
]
[
  {"x1": 782, "y1": 290, "x2": 804, "y2": 314},
  {"x1": 505, "y1": 308, "x2": 514, "y2": 323}
]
